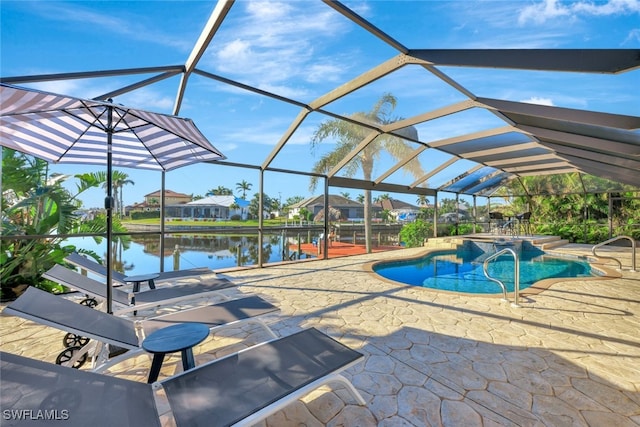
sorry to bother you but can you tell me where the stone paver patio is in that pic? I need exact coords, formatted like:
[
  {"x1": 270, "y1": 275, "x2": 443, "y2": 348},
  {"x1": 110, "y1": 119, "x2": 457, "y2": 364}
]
[{"x1": 1, "y1": 242, "x2": 639, "y2": 426}]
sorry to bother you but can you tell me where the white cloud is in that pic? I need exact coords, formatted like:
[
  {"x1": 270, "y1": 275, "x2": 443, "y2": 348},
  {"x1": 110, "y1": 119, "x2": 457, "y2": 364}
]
[
  {"x1": 117, "y1": 89, "x2": 175, "y2": 112},
  {"x1": 520, "y1": 97, "x2": 555, "y2": 106},
  {"x1": 518, "y1": 0, "x2": 570, "y2": 25},
  {"x1": 623, "y1": 28, "x2": 640, "y2": 44},
  {"x1": 30, "y1": 2, "x2": 193, "y2": 51},
  {"x1": 518, "y1": 0, "x2": 640, "y2": 24},
  {"x1": 572, "y1": 0, "x2": 640, "y2": 15},
  {"x1": 206, "y1": 1, "x2": 352, "y2": 92},
  {"x1": 306, "y1": 63, "x2": 345, "y2": 84}
]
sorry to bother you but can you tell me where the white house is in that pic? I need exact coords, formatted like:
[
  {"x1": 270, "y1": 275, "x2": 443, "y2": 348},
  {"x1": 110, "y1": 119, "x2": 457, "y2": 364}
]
[{"x1": 165, "y1": 195, "x2": 250, "y2": 220}]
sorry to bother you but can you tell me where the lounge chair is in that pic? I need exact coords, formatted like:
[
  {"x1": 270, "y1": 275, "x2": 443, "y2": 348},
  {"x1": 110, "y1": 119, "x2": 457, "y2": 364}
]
[
  {"x1": 3, "y1": 286, "x2": 278, "y2": 372},
  {"x1": 43, "y1": 264, "x2": 236, "y2": 315},
  {"x1": 1, "y1": 328, "x2": 364, "y2": 427},
  {"x1": 65, "y1": 251, "x2": 215, "y2": 289},
  {"x1": 0, "y1": 351, "x2": 160, "y2": 427}
]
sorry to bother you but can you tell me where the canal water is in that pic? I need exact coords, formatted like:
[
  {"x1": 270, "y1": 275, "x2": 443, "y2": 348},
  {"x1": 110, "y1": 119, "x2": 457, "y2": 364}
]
[{"x1": 63, "y1": 233, "x2": 316, "y2": 275}]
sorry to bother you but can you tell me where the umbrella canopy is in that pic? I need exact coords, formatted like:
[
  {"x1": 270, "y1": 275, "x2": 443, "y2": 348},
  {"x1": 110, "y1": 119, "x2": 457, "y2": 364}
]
[
  {"x1": 0, "y1": 84, "x2": 224, "y2": 170},
  {"x1": 0, "y1": 83, "x2": 226, "y2": 313}
]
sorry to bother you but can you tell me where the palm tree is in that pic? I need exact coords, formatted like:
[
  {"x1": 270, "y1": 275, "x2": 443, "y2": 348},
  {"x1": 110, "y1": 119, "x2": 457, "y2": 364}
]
[
  {"x1": 100, "y1": 170, "x2": 134, "y2": 217},
  {"x1": 416, "y1": 195, "x2": 429, "y2": 207},
  {"x1": 356, "y1": 194, "x2": 365, "y2": 204},
  {"x1": 1, "y1": 149, "x2": 115, "y2": 295},
  {"x1": 374, "y1": 193, "x2": 391, "y2": 203},
  {"x1": 309, "y1": 93, "x2": 424, "y2": 252},
  {"x1": 340, "y1": 192, "x2": 351, "y2": 200},
  {"x1": 208, "y1": 186, "x2": 233, "y2": 196},
  {"x1": 113, "y1": 171, "x2": 134, "y2": 217},
  {"x1": 236, "y1": 180, "x2": 252, "y2": 199}
]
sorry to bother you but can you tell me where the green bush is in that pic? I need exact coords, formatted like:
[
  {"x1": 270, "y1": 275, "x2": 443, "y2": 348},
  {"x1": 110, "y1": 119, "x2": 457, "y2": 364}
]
[
  {"x1": 400, "y1": 220, "x2": 431, "y2": 247},
  {"x1": 131, "y1": 210, "x2": 160, "y2": 220}
]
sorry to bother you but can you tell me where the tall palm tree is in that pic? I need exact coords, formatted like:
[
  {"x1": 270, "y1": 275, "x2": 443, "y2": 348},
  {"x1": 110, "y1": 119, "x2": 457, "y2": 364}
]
[
  {"x1": 309, "y1": 93, "x2": 424, "y2": 252},
  {"x1": 113, "y1": 171, "x2": 134, "y2": 217},
  {"x1": 101, "y1": 170, "x2": 134, "y2": 217},
  {"x1": 236, "y1": 180, "x2": 252, "y2": 199},
  {"x1": 416, "y1": 194, "x2": 429, "y2": 207}
]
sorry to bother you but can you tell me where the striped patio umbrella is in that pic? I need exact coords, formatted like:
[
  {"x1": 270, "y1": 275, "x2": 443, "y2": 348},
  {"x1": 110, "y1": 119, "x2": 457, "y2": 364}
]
[{"x1": 0, "y1": 83, "x2": 226, "y2": 313}]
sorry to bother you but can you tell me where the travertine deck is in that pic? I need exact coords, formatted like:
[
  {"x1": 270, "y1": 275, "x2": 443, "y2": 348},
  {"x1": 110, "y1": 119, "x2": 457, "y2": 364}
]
[{"x1": 1, "y1": 243, "x2": 639, "y2": 426}]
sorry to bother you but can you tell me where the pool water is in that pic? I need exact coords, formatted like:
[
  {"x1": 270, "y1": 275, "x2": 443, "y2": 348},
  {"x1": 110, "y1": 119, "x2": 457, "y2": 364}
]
[{"x1": 373, "y1": 250, "x2": 593, "y2": 293}]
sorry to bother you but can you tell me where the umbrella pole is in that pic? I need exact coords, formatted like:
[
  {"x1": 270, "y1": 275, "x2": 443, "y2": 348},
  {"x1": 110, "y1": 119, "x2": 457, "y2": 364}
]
[{"x1": 105, "y1": 105, "x2": 114, "y2": 314}]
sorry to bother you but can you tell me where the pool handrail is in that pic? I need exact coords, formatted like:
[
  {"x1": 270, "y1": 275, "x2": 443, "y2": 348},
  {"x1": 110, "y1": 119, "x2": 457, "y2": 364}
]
[
  {"x1": 483, "y1": 247, "x2": 521, "y2": 307},
  {"x1": 591, "y1": 235, "x2": 637, "y2": 272}
]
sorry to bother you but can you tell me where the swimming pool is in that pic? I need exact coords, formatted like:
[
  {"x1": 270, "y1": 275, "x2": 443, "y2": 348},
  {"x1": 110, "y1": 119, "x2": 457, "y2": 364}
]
[{"x1": 373, "y1": 249, "x2": 593, "y2": 293}]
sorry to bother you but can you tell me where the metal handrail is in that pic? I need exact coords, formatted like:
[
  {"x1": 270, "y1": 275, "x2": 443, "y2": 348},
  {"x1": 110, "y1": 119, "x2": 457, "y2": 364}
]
[
  {"x1": 592, "y1": 236, "x2": 637, "y2": 272},
  {"x1": 483, "y1": 247, "x2": 521, "y2": 307}
]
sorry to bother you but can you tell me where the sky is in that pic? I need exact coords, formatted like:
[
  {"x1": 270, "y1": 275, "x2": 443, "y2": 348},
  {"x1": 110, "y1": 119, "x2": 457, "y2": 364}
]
[{"x1": 1, "y1": 0, "x2": 639, "y2": 210}]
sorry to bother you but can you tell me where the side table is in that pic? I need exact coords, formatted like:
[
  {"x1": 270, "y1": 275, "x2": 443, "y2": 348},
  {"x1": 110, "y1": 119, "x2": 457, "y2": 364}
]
[
  {"x1": 125, "y1": 273, "x2": 159, "y2": 292},
  {"x1": 142, "y1": 322, "x2": 210, "y2": 383}
]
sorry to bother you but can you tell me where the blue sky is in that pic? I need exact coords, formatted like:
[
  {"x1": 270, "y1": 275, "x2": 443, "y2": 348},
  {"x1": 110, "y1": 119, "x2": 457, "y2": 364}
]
[{"x1": 1, "y1": 0, "x2": 639, "y2": 209}]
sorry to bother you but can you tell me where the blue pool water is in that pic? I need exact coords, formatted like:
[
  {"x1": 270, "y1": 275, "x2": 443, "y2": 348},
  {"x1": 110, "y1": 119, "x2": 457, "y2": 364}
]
[{"x1": 373, "y1": 250, "x2": 593, "y2": 293}]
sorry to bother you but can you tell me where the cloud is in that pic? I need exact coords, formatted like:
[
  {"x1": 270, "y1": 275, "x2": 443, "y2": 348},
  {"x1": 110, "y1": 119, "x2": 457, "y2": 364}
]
[
  {"x1": 623, "y1": 28, "x2": 640, "y2": 44},
  {"x1": 117, "y1": 88, "x2": 175, "y2": 112},
  {"x1": 27, "y1": 2, "x2": 193, "y2": 51},
  {"x1": 27, "y1": 80, "x2": 175, "y2": 113},
  {"x1": 518, "y1": 0, "x2": 640, "y2": 25},
  {"x1": 205, "y1": 1, "x2": 352, "y2": 92},
  {"x1": 520, "y1": 97, "x2": 555, "y2": 106}
]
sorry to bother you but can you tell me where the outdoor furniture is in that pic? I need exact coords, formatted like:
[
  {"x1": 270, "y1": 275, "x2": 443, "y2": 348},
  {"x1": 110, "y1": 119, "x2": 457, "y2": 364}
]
[
  {"x1": 65, "y1": 252, "x2": 214, "y2": 288},
  {"x1": 516, "y1": 212, "x2": 532, "y2": 235},
  {"x1": 124, "y1": 273, "x2": 159, "y2": 292},
  {"x1": 2, "y1": 286, "x2": 278, "y2": 372},
  {"x1": 0, "y1": 351, "x2": 160, "y2": 427},
  {"x1": 1, "y1": 328, "x2": 364, "y2": 427},
  {"x1": 142, "y1": 322, "x2": 210, "y2": 383},
  {"x1": 43, "y1": 264, "x2": 235, "y2": 315},
  {"x1": 501, "y1": 216, "x2": 517, "y2": 236},
  {"x1": 489, "y1": 212, "x2": 504, "y2": 234}
]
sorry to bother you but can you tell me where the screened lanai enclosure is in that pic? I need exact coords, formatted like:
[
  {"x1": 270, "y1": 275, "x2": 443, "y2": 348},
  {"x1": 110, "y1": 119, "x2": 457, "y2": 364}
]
[{"x1": 1, "y1": 0, "x2": 639, "y2": 277}]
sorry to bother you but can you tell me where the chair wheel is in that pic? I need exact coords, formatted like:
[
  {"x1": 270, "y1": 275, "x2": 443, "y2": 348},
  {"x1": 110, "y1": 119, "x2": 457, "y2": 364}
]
[
  {"x1": 80, "y1": 298, "x2": 97, "y2": 308},
  {"x1": 55, "y1": 346, "x2": 87, "y2": 369},
  {"x1": 62, "y1": 332, "x2": 90, "y2": 348}
]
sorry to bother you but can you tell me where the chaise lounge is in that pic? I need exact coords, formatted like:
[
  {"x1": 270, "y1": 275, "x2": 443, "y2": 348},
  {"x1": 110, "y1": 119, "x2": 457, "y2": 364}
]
[
  {"x1": 3, "y1": 286, "x2": 278, "y2": 372},
  {"x1": 65, "y1": 251, "x2": 216, "y2": 288},
  {"x1": 1, "y1": 327, "x2": 365, "y2": 427},
  {"x1": 43, "y1": 264, "x2": 236, "y2": 315}
]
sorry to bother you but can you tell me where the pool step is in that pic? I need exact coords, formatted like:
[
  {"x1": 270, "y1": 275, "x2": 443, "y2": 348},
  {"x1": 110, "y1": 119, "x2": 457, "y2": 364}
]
[
  {"x1": 424, "y1": 237, "x2": 460, "y2": 250},
  {"x1": 532, "y1": 236, "x2": 570, "y2": 251},
  {"x1": 538, "y1": 239, "x2": 570, "y2": 250}
]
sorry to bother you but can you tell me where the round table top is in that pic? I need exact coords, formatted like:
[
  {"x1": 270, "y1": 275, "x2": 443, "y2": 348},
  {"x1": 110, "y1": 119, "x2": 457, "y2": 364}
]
[
  {"x1": 142, "y1": 322, "x2": 209, "y2": 354},
  {"x1": 125, "y1": 273, "x2": 160, "y2": 282}
]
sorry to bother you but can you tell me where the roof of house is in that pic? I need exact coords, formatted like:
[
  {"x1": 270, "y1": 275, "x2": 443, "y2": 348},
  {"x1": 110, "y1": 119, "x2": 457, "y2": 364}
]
[
  {"x1": 186, "y1": 195, "x2": 250, "y2": 208},
  {"x1": 289, "y1": 195, "x2": 363, "y2": 209},
  {"x1": 374, "y1": 198, "x2": 419, "y2": 211},
  {"x1": 144, "y1": 189, "x2": 191, "y2": 199}
]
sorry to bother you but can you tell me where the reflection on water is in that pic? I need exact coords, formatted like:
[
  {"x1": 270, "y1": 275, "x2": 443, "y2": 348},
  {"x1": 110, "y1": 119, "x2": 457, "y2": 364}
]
[{"x1": 64, "y1": 232, "x2": 316, "y2": 276}]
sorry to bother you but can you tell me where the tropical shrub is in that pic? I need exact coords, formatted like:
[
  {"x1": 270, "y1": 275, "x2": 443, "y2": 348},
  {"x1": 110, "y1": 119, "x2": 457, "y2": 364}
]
[
  {"x1": 0, "y1": 149, "x2": 125, "y2": 300},
  {"x1": 400, "y1": 219, "x2": 431, "y2": 247}
]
